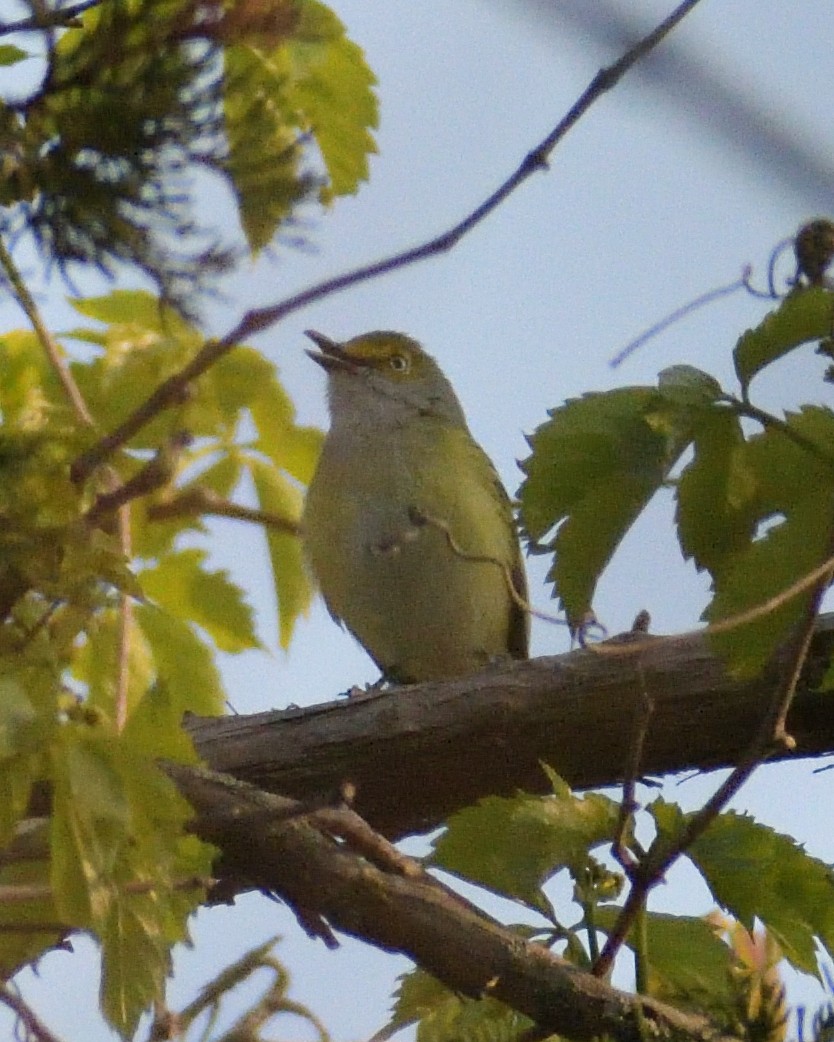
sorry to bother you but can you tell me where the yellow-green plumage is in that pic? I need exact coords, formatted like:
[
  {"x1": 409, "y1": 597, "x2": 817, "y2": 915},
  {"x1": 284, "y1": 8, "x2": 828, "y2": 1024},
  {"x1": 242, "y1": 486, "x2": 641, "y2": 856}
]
[{"x1": 302, "y1": 330, "x2": 528, "y2": 683}]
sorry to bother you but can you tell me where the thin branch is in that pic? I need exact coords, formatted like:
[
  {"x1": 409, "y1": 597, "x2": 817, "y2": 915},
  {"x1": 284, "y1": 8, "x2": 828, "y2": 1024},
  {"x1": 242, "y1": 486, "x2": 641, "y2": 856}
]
[
  {"x1": 593, "y1": 551, "x2": 834, "y2": 977},
  {"x1": 146, "y1": 487, "x2": 301, "y2": 535},
  {"x1": 725, "y1": 395, "x2": 834, "y2": 467},
  {"x1": 591, "y1": 545, "x2": 834, "y2": 661},
  {"x1": 115, "y1": 502, "x2": 133, "y2": 733},
  {"x1": 0, "y1": 236, "x2": 94, "y2": 427},
  {"x1": 70, "y1": 0, "x2": 705, "y2": 484},
  {"x1": 0, "y1": 985, "x2": 65, "y2": 1042},
  {"x1": 167, "y1": 761, "x2": 735, "y2": 1042},
  {"x1": 0, "y1": 875, "x2": 214, "y2": 904},
  {"x1": 612, "y1": 670, "x2": 654, "y2": 874},
  {"x1": 610, "y1": 273, "x2": 748, "y2": 368},
  {"x1": 0, "y1": 0, "x2": 102, "y2": 35},
  {"x1": 83, "y1": 432, "x2": 192, "y2": 526}
]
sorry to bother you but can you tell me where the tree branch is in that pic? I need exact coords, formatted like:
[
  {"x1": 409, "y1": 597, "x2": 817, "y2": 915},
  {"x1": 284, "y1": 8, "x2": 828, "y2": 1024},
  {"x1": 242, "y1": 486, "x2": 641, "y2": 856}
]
[
  {"x1": 164, "y1": 763, "x2": 735, "y2": 1042},
  {"x1": 183, "y1": 614, "x2": 834, "y2": 842},
  {"x1": 70, "y1": 0, "x2": 704, "y2": 483}
]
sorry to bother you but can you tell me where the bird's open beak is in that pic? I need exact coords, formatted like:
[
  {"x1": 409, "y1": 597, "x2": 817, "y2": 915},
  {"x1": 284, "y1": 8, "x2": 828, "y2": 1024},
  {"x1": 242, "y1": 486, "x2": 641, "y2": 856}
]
[{"x1": 305, "y1": 330, "x2": 352, "y2": 373}]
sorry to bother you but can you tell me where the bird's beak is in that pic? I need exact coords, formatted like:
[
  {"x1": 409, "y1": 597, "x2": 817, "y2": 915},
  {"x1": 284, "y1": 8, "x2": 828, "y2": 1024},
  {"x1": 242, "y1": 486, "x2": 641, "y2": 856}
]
[{"x1": 305, "y1": 330, "x2": 352, "y2": 373}]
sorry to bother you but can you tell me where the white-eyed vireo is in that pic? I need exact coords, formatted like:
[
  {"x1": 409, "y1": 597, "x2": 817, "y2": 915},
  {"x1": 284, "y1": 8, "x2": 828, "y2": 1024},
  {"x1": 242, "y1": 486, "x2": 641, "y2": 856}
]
[{"x1": 303, "y1": 330, "x2": 528, "y2": 683}]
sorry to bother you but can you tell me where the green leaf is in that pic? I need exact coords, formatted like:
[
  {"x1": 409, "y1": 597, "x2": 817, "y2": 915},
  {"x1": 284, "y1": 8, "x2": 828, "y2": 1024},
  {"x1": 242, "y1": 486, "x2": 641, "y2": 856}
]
[
  {"x1": 0, "y1": 851, "x2": 62, "y2": 978},
  {"x1": 0, "y1": 678, "x2": 39, "y2": 758},
  {"x1": 139, "y1": 549, "x2": 260, "y2": 654},
  {"x1": 249, "y1": 458, "x2": 312, "y2": 649},
  {"x1": 431, "y1": 780, "x2": 620, "y2": 911},
  {"x1": 223, "y1": 44, "x2": 317, "y2": 253},
  {"x1": 289, "y1": 0, "x2": 378, "y2": 198},
  {"x1": 136, "y1": 603, "x2": 226, "y2": 716},
  {"x1": 704, "y1": 407, "x2": 834, "y2": 676},
  {"x1": 389, "y1": 968, "x2": 531, "y2": 1042},
  {"x1": 594, "y1": 908, "x2": 734, "y2": 1011},
  {"x1": 121, "y1": 682, "x2": 200, "y2": 765},
  {"x1": 519, "y1": 387, "x2": 692, "y2": 623},
  {"x1": 50, "y1": 728, "x2": 129, "y2": 925},
  {"x1": 675, "y1": 409, "x2": 759, "y2": 576},
  {"x1": 734, "y1": 287, "x2": 834, "y2": 394},
  {"x1": 73, "y1": 609, "x2": 155, "y2": 720},
  {"x1": 678, "y1": 810, "x2": 834, "y2": 976},
  {"x1": 0, "y1": 45, "x2": 29, "y2": 66}
]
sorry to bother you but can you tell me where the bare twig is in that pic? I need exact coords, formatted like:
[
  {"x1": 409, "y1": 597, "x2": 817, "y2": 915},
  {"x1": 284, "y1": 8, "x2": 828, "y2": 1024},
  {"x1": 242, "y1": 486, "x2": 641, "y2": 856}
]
[
  {"x1": 147, "y1": 487, "x2": 301, "y2": 535},
  {"x1": 0, "y1": 236, "x2": 94, "y2": 427},
  {"x1": 610, "y1": 273, "x2": 749, "y2": 368},
  {"x1": 70, "y1": 0, "x2": 705, "y2": 484},
  {"x1": 0, "y1": 985, "x2": 66, "y2": 1042},
  {"x1": 115, "y1": 504, "x2": 133, "y2": 733},
  {"x1": 83, "y1": 432, "x2": 192, "y2": 525},
  {"x1": 612, "y1": 670, "x2": 654, "y2": 874}
]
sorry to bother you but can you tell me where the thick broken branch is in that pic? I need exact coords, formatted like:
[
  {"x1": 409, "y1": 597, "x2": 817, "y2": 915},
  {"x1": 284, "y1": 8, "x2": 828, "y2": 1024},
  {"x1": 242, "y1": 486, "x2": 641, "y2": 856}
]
[
  {"x1": 165, "y1": 763, "x2": 734, "y2": 1042},
  {"x1": 186, "y1": 616, "x2": 834, "y2": 840}
]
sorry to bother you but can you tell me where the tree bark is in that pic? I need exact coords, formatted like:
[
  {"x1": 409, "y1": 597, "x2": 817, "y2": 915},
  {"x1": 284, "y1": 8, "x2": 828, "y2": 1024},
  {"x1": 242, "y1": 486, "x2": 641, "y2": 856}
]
[
  {"x1": 166, "y1": 763, "x2": 736, "y2": 1042},
  {"x1": 186, "y1": 616, "x2": 834, "y2": 839}
]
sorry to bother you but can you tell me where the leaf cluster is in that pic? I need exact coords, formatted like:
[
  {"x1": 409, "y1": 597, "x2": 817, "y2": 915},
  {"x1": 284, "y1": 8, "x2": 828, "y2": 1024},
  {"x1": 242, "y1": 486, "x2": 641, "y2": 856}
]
[
  {"x1": 520, "y1": 285, "x2": 834, "y2": 675},
  {"x1": 0, "y1": 0, "x2": 378, "y2": 309},
  {"x1": 385, "y1": 773, "x2": 832, "y2": 1042},
  {"x1": 0, "y1": 288, "x2": 322, "y2": 1036}
]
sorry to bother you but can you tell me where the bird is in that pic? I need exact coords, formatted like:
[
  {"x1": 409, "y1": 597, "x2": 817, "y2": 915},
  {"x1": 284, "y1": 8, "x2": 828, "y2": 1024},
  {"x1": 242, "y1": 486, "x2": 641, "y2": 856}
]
[{"x1": 302, "y1": 329, "x2": 528, "y2": 683}]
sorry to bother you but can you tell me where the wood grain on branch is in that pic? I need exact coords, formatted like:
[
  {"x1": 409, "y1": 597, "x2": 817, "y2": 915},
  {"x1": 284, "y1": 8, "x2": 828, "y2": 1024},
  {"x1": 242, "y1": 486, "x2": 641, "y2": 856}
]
[{"x1": 186, "y1": 616, "x2": 834, "y2": 840}]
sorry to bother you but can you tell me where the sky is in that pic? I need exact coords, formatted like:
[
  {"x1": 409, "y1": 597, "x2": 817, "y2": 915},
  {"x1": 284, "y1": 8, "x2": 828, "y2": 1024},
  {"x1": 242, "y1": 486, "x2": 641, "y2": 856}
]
[{"x1": 3, "y1": 0, "x2": 834, "y2": 1039}]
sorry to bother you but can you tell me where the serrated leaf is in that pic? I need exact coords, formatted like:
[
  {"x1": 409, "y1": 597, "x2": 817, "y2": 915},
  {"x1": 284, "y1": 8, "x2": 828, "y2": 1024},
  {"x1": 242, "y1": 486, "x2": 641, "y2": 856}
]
[
  {"x1": 290, "y1": 0, "x2": 378, "y2": 198},
  {"x1": 223, "y1": 44, "x2": 316, "y2": 253},
  {"x1": 69, "y1": 290, "x2": 195, "y2": 335},
  {"x1": 136, "y1": 603, "x2": 226, "y2": 716},
  {"x1": 249, "y1": 458, "x2": 312, "y2": 648},
  {"x1": 675, "y1": 410, "x2": 759, "y2": 576},
  {"x1": 703, "y1": 407, "x2": 834, "y2": 676},
  {"x1": 519, "y1": 387, "x2": 692, "y2": 622},
  {"x1": 389, "y1": 968, "x2": 531, "y2": 1042},
  {"x1": 734, "y1": 287, "x2": 834, "y2": 394},
  {"x1": 682, "y1": 811, "x2": 834, "y2": 976},
  {"x1": 73, "y1": 609, "x2": 155, "y2": 720},
  {"x1": 50, "y1": 729, "x2": 128, "y2": 925},
  {"x1": 595, "y1": 908, "x2": 734, "y2": 1012},
  {"x1": 431, "y1": 786, "x2": 620, "y2": 911},
  {"x1": 139, "y1": 549, "x2": 260, "y2": 654},
  {"x1": 121, "y1": 682, "x2": 200, "y2": 766},
  {"x1": 100, "y1": 891, "x2": 169, "y2": 1037}
]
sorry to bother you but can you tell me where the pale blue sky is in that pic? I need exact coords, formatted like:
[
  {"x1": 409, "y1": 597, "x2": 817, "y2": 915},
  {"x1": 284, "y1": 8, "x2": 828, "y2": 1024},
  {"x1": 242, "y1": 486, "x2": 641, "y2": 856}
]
[{"x1": 4, "y1": 1, "x2": 834, "y2": 1038}]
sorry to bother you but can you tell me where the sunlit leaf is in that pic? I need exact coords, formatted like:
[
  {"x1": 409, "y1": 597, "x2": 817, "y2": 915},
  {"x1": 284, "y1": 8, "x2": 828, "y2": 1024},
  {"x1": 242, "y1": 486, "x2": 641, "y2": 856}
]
[
  {"x1": 432, "y1": 780, "x2": 620, "y2": 911},
  {"x1": 139, "y1": 549, "x2": 260, "y2": 654},
  {"x1": 136, "y1": 604, "x2": 226, "y2": 717},
  {"x1": 249, "y1": 458, "x2": 311, "y2": 648}
]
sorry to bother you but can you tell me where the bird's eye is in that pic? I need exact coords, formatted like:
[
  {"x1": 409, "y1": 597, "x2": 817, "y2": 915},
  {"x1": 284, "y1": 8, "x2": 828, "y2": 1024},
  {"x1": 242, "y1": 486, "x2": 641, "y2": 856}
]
[{"x1": 389, "y1": 353, "x2": 410, "y2": 373}]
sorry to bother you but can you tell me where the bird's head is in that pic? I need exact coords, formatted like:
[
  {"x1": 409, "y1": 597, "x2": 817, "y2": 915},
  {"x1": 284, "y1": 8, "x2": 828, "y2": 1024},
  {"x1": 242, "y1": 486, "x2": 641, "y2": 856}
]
[{"x1": 305, "y1": 330, "x2": 467, "y2": 429}]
